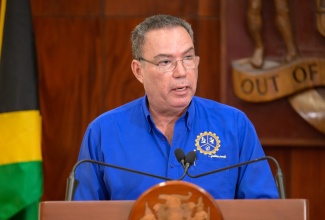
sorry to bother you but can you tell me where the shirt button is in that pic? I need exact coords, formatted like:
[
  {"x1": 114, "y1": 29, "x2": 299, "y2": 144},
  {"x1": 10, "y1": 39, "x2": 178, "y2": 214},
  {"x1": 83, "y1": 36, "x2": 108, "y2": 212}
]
[{"x1": 170, "y1": 164, "x2": 174, "y2": 168}]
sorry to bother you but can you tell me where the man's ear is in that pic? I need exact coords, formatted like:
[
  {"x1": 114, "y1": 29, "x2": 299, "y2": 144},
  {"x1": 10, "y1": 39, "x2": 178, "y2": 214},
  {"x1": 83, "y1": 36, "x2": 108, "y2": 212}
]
[{"x1": 131, "y1": 59, "x2": 144, "y2": 84}]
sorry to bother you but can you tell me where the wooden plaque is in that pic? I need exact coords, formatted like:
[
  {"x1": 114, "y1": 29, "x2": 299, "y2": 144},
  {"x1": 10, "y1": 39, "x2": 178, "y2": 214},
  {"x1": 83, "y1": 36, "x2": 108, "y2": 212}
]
[{"x1": 128, "y1": 181, "x2": 223, "y2": 220}]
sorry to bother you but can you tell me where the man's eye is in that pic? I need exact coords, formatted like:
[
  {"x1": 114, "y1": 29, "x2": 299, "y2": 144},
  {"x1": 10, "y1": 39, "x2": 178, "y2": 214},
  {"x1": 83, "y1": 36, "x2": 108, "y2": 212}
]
[
  {"x1": 184, "y1": 55, "x2": 194, "y2": 60},
  {"x1": 158, "y1": 60, "x2": 172, "y2": 66}
]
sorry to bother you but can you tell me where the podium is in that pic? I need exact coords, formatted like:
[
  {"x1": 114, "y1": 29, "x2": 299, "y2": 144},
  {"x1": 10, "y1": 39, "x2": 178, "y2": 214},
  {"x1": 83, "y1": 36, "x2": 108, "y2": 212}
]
[
  {"x1": 40, "y1": 181, "x2": 308, "y2": 219},
  {"x1": 39, "y1": 199, "x2": 308, "y2": 220}
]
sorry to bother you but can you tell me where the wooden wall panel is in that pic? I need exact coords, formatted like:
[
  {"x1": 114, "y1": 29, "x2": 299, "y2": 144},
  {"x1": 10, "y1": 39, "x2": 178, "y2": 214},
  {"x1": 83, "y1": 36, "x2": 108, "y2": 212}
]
[
  {"x1": 33, "y1": 17, "x2": 105, "y2": 200},
  {"x1": 290, "y1": 148, "x2": 325, "y2": 217},
  {"x1": 31, "y1": 0, "x2": 102, "y2": 16},
  {"x1": 104, "y1": 18, "x2": 144, "y2": 110},
  {"x1": 196, "y1": 18, "x2": 221, "y2": 101},
  {"x1": 153, "y1": 0, "x2": 198, "y2": 16},
  {"x1": 265, "y1": 147, "x2": 325, "y2": 219},
  {"x1": 197, "y1": 0, "x2": 219, "y2": 16},
  {"x1": 105, "y1": 0, "x2": 155, "y2": 16},
  {"x1": 105, "y1": 0, "x2": 198, "y2": 17}
]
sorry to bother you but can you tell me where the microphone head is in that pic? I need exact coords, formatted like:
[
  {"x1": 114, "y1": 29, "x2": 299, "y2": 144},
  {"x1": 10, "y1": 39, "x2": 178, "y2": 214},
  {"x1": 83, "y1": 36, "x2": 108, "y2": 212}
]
[
  {"x1": 174, "y1": 148, "x2": 186, "y2": 163},
  {"x1": 185, "y1": 151, "x2": 196, "y2": 165}
]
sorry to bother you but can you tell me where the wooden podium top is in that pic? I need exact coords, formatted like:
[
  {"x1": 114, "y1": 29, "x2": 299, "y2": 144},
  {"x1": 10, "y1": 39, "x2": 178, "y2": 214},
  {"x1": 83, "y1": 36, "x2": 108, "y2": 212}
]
[{"x1": 39, "y1": 199, "x2": 308, "y2": 220}]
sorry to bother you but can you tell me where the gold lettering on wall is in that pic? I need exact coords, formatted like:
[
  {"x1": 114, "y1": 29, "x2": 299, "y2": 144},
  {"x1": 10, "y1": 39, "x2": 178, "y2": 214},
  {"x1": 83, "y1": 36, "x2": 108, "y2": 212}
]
[{"x1": 232, "y1": 58, "x2": 325, "y2": 102}]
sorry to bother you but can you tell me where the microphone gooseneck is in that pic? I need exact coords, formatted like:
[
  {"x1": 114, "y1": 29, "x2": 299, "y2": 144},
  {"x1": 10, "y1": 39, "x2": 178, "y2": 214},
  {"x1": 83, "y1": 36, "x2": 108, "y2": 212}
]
[
  {"x1": 173, "y1": 148, "x2": 286, "y2": 199},
  {"x1": 65, "y1": 159, "x2": 173, "y2": 201},
  {"x1": 187, "y1": 157, "x2": 269, "y2": 178},
  {"x1": 186, "y1": 156, "x2": 286, "y2": 199},
  {"x1": 266, "y1": 156, "x2": 286, "y2": 199},
  {"x1": 67, "y1": 150, "x2": 286, "y2": 201}
]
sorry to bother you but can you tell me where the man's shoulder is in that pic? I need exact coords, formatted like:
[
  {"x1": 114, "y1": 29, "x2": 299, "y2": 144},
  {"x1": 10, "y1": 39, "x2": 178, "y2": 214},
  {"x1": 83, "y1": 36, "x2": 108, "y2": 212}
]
[
  {"x1": 91, "y1": 96, "x2": 144, "y2": 124},
  {"x1": 193, "y1": 96, "x2": 243, "y2": 113}
]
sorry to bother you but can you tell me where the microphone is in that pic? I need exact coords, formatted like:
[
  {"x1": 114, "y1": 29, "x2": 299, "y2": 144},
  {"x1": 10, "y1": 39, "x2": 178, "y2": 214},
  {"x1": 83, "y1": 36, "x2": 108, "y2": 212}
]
[
  {"x1": 174, "y1": 148, "x2": 186, "y2": 168},
  {"x1": 184, "y1": 151, "x2": 196, "y2": 170},
  {"x1": 174, "y1": 148, "x2": 286, "y2": 199},
  {"x1": 176, "y1": 150, "x2": 197, "y2": 180},
  {"x1": 65, "y1": 159, "x2": 173, "y2": 201}
]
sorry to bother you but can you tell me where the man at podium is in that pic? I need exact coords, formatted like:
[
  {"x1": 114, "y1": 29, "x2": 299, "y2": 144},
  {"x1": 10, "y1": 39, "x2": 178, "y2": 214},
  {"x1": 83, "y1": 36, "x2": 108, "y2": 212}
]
[{"x1": 72, "y1": 15, "x2": 279, "y2": 201}]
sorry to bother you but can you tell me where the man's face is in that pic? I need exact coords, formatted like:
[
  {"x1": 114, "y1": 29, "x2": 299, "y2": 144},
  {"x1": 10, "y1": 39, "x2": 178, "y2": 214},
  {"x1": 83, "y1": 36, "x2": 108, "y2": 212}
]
[{"x1": 132, "y1": 27, "x2": 199, "y2": 113}]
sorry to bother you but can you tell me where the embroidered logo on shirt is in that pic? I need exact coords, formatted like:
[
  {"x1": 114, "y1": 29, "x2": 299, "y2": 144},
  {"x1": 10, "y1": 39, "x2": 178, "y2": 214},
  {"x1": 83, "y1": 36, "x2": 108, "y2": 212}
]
[{"x1": 195, "y1": 131, "x2": 221, "y2": 155}]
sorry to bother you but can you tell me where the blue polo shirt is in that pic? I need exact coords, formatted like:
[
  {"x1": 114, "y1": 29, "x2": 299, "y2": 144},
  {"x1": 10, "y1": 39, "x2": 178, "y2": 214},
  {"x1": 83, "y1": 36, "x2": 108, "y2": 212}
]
[{"x1": 73, "y1": 96, "x2": 279, "y2": 200}]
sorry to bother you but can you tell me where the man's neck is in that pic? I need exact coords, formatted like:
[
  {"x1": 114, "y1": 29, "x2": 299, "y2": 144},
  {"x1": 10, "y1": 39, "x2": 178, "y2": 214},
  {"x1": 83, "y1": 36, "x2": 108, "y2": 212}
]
[{"x1": 149, "y1": 107, "x2": 186, "y2": 145}]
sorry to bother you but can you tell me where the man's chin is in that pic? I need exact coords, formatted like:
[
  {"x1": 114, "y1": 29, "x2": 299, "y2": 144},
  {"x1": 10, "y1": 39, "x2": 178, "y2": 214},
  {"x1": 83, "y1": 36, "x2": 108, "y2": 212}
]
[{"x1": 170, "y1": 98, "x2": 192, "y2": 109}]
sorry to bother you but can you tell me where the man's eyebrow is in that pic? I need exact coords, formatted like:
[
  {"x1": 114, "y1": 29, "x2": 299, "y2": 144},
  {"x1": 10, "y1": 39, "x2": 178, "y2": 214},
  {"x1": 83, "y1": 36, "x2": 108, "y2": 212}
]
[{"x1": 153, "y1": 47, "x2": 195, "y2": 59}]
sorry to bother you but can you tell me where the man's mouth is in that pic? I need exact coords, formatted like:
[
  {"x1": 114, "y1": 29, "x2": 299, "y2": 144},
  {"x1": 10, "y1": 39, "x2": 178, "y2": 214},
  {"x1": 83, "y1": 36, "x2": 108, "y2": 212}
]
[{"x1": 174, "y1": 86, "x2": 187, "y2": 91}]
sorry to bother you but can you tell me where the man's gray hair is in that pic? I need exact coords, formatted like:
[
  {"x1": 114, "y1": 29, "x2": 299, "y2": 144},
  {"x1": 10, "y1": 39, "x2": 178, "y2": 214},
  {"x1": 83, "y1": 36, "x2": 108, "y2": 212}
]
[{"x1": 131, "y1": 14, "x2": 194, "y2": 60}]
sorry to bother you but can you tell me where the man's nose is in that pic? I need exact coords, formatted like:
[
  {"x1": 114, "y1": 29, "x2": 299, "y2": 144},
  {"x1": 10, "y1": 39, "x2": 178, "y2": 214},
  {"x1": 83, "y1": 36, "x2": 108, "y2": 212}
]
[{"x1": 172, "y1": 60, "x2": 187, "y2": 77}]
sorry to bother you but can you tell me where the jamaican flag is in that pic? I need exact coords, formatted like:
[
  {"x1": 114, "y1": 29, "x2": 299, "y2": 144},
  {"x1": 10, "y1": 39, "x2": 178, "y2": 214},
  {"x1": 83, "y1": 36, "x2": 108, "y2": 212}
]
[{"x1": 0, "y1": 0, "x2": 43, "y2": 219}]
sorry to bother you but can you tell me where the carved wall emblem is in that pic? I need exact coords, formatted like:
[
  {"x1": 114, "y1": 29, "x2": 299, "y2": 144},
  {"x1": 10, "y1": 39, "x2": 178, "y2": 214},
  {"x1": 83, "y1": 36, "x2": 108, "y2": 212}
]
[{"x1": 231, "y1": 0, "x2": 325, "y2": 134}]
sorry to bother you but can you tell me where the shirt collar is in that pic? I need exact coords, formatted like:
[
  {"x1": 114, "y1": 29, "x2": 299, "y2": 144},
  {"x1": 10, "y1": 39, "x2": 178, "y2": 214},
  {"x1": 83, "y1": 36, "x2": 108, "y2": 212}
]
[
  {"x1": 142, "y1": 95, "x2": 195, "y2": 132},
  {"x1": 142, "y1": 96, "x2": 154, "y2": 132}
]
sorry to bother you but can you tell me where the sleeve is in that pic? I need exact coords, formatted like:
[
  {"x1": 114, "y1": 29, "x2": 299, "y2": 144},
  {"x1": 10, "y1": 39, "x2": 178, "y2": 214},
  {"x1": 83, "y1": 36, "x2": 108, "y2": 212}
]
[
  {"x1": 73, "y1": 123, "x2": 110, "y2": 200},
  {"x1": 234, "y1": 112, "x2": 280, "y2": 199}
]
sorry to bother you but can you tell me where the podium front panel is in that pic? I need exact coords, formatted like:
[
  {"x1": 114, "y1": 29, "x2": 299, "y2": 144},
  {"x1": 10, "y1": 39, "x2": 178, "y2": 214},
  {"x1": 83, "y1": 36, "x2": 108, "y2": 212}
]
[{"x1": 39, "y1": 199, "x2": 308, "y2": 220}]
